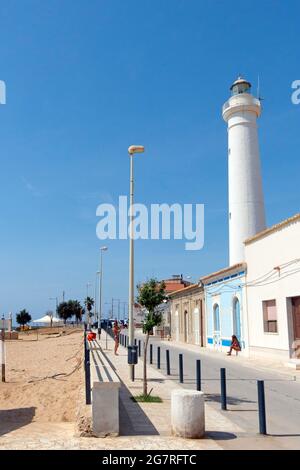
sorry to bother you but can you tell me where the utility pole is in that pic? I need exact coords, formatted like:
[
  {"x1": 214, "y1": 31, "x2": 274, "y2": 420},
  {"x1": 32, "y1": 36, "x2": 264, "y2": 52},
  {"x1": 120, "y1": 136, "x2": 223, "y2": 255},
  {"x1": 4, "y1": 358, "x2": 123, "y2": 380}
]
[{"x1": 49, "y1": 297, "x2": 58, "y2": 316}]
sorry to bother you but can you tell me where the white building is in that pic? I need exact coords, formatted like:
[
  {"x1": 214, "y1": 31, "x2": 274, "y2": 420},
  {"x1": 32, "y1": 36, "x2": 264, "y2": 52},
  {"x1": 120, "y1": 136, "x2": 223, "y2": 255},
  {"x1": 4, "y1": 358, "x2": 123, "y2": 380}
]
[
  {"x1": 244, "y1": 213, "x2": 300, "y2": 367},
  {"x1": 222, "y1": 77, "x2": 266, "y2": 265}
]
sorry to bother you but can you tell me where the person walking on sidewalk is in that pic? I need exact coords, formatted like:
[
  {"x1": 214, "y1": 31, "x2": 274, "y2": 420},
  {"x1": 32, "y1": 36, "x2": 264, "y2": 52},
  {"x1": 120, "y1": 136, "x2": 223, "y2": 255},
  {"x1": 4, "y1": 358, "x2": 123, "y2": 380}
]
[
  {"x1": 227, "y1": 335, "x2": 241, "y2": 356},
  {"x1": 113, "y1": 320, "x2": 120, "y2": 355}
]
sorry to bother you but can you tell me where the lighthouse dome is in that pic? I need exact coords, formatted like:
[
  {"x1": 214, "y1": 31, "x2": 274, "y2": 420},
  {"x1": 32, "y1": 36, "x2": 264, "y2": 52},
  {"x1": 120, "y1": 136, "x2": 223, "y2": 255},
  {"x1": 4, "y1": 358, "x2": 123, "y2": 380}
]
[{"x1": 230, "y1": 76, "x2": 251, "y2": 95}]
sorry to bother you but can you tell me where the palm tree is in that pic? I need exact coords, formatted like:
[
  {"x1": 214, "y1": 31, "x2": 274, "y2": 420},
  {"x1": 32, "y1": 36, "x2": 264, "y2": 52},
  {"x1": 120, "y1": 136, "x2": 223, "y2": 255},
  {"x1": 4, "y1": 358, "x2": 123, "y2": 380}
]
[
  {"x1": 84, "y1": 296, "x2": 94, "y2": 325},
  {"x1": 57, "y1": 300, "x2": 83, "y2": 325},
  {"x1": 57, "y1": 302, "x2": 71, "y2": 324},
  {"x1": 68, "y1": 300, "x2": 83, "y2": 324}
]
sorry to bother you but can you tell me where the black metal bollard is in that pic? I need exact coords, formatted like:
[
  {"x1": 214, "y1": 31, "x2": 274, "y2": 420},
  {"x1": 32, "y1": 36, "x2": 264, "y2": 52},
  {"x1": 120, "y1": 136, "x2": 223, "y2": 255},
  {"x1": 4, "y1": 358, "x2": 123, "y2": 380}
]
[
  {"x1": 157, "y1": 346, "x2": 161, "y2": 369},
  {"x1": 134, "y1": 338, "x2": 137, "y2": 346},
  {"x1": 85, "y1": 347, "x2": 91, "y2": 405},
  {"x1": 179, "y1": 354, "x2": 183, "y2": 383},
  {"x1": 196, "y1": 359, "x2": 201, "y2": 391},
  {"x1": 84, "y1": 331, "x2": 87, "y2": 353},
  {"x1": 150, "y1": 344, "x2": 153, "y2": 364},
  {"x1": 257, "y1": 380, "x2": 267, "y2": 435},
  {"x1": 166, "y1": 349, "x2": 170, "y2": 375},
  {"x1": 138, "y1": 340, "x2": 141, "y2": 357},
  {"x1": 220, "y1": 368, "x2": 227, "y2": 410}
]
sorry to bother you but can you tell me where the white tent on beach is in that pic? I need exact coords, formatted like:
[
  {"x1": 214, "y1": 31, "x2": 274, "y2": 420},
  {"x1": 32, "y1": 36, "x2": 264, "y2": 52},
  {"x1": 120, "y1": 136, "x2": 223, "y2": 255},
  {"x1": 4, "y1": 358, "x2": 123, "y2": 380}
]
[{"x1": 32, "y1": 315, "x2": 62, "y2": 325}]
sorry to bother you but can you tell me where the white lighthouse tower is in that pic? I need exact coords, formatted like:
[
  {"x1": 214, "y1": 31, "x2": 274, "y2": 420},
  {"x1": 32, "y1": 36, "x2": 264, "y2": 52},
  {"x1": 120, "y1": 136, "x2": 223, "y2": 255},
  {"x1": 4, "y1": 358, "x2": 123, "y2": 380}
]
[{"x1": 222, "y1": 77, "x2": 266, "y2": 265}]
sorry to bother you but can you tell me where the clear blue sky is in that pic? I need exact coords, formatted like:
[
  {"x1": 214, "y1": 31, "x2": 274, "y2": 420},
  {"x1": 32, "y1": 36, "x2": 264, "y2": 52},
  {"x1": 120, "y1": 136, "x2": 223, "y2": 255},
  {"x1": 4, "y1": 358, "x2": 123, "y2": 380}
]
[{"x1": 0, "y1": 0, "x2": 299, "y2": 319}]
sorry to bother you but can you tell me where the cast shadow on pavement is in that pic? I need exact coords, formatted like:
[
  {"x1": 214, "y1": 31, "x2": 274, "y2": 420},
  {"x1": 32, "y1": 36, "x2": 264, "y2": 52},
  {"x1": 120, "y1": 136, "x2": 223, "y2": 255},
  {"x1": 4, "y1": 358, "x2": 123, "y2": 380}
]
[
  {"x1": 103, "y1": 352, "x2": 160, "y2": 437},
  {"x1": 204, "y1": 393, "x2": 256, "y2": 407},
  {"x1": 0, "y1": 407, "x2": 36, "y2": 437},
  {"x1": 205, "y1": 431, "x2": 237, "y2": 440}
]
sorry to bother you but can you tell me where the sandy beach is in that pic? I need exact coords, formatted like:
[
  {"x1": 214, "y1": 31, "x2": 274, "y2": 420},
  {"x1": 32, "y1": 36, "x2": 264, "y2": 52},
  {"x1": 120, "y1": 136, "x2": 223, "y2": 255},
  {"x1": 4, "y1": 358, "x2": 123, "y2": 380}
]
[
  {"x1": 0, "y1": 330, "x2": 223, "y2": 450},
  {"x1": 0, "y1": 328, "x2": 83, "y2": 431}
]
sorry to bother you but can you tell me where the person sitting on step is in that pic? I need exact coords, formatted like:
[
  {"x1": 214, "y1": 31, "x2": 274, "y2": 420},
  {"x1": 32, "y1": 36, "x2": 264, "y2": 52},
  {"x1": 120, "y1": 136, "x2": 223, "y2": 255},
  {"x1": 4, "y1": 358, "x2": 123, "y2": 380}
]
[{"x1": 227, "y1": 335, "x2": 241, "y2": 356}]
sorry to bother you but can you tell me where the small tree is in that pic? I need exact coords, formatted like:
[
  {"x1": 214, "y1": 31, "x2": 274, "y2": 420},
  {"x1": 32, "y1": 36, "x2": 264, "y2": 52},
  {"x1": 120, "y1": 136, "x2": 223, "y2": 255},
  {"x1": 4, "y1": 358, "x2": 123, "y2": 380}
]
[
  {"x1": 137, "y1": 279, "x2": 166, "y2": 396},
  {"x1": 16, "y1": 309, "x2": 32, "y2": 329},
  {"x1": 84, "y1": 296, "x2": 94, "y2": 325}
]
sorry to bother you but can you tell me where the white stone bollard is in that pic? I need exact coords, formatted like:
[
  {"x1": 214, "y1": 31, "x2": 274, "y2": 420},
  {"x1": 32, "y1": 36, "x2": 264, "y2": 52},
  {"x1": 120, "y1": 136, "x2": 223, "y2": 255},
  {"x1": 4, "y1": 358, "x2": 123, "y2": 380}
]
[{"x1": 171, "y1": 389, "x2": 205, "y2": 438}]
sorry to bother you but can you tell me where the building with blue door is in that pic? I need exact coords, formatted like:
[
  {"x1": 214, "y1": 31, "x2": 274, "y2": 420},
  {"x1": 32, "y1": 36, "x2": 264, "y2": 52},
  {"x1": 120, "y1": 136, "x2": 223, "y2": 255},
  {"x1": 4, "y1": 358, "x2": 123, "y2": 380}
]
[{"x1": 201, "y1": 263, "x2": 248, "y2": 355}]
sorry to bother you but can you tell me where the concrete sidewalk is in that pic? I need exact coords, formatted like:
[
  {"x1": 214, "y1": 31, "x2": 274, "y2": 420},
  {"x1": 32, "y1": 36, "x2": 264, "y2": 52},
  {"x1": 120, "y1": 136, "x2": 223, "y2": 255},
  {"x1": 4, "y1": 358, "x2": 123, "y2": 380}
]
[
  {"x1": 97, "y1": 332, "x2": 246, "y2": 449},
  {"x1": 117, "y1": 330, "x2": 300, "y2": 449}
]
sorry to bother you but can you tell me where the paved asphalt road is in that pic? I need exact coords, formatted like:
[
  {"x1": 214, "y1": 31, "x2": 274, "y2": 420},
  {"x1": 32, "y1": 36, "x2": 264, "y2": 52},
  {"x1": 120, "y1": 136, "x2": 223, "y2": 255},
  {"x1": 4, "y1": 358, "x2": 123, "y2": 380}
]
[{"x1": 121, "y1": 331, "x2": 300, "y2": 449}]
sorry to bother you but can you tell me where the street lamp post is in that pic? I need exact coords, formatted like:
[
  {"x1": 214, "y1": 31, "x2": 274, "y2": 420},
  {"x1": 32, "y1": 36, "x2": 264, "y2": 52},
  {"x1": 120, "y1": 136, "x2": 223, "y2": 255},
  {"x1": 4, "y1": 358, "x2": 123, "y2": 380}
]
[
  {"x1": 95, "y1": 271, "x2": 100, "y2": 326},
  {"x1": 128, "y1": 145, "x2": 145, "y2": 381},
  {"x1": 103, "y1": 301, "x2": 111, "y2": 350},
  {"x1": 86, "y1": 282, "x2": 91, "y2": 298},
  {"x1": 122, "y1": 302, "x2": 127, "y2": 321},
  {"x1": 99, "y1": 246, "x2": 108, "y2": 336}
]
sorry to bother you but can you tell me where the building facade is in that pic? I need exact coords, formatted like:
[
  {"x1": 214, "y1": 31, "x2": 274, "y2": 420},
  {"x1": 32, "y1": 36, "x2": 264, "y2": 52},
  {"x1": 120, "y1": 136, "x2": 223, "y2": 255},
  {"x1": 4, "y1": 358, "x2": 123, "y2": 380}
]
[
  {"x1": 202, "y1": 264, "x2": 248, "y2": 354},
  {"x1": 169, "y1": 284, "x2": 205, "y2": 346},
  {"x1": 245, "y1": 213, "x2": 300, "y2": 367}
]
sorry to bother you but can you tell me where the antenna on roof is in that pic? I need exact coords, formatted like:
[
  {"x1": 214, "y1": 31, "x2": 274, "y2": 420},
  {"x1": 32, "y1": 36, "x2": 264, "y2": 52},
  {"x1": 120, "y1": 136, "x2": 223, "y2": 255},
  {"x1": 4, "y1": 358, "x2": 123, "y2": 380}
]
[{"x1": 257, "y1": 74, "x2": 264, "y2": 101}]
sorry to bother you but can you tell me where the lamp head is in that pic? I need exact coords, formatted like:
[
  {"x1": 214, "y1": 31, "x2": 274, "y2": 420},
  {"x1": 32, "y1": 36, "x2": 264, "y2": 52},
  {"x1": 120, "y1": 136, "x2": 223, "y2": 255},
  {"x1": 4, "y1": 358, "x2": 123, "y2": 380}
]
[{"x1": 128, "y1": 145, "x2": 145, "y2": 155}]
